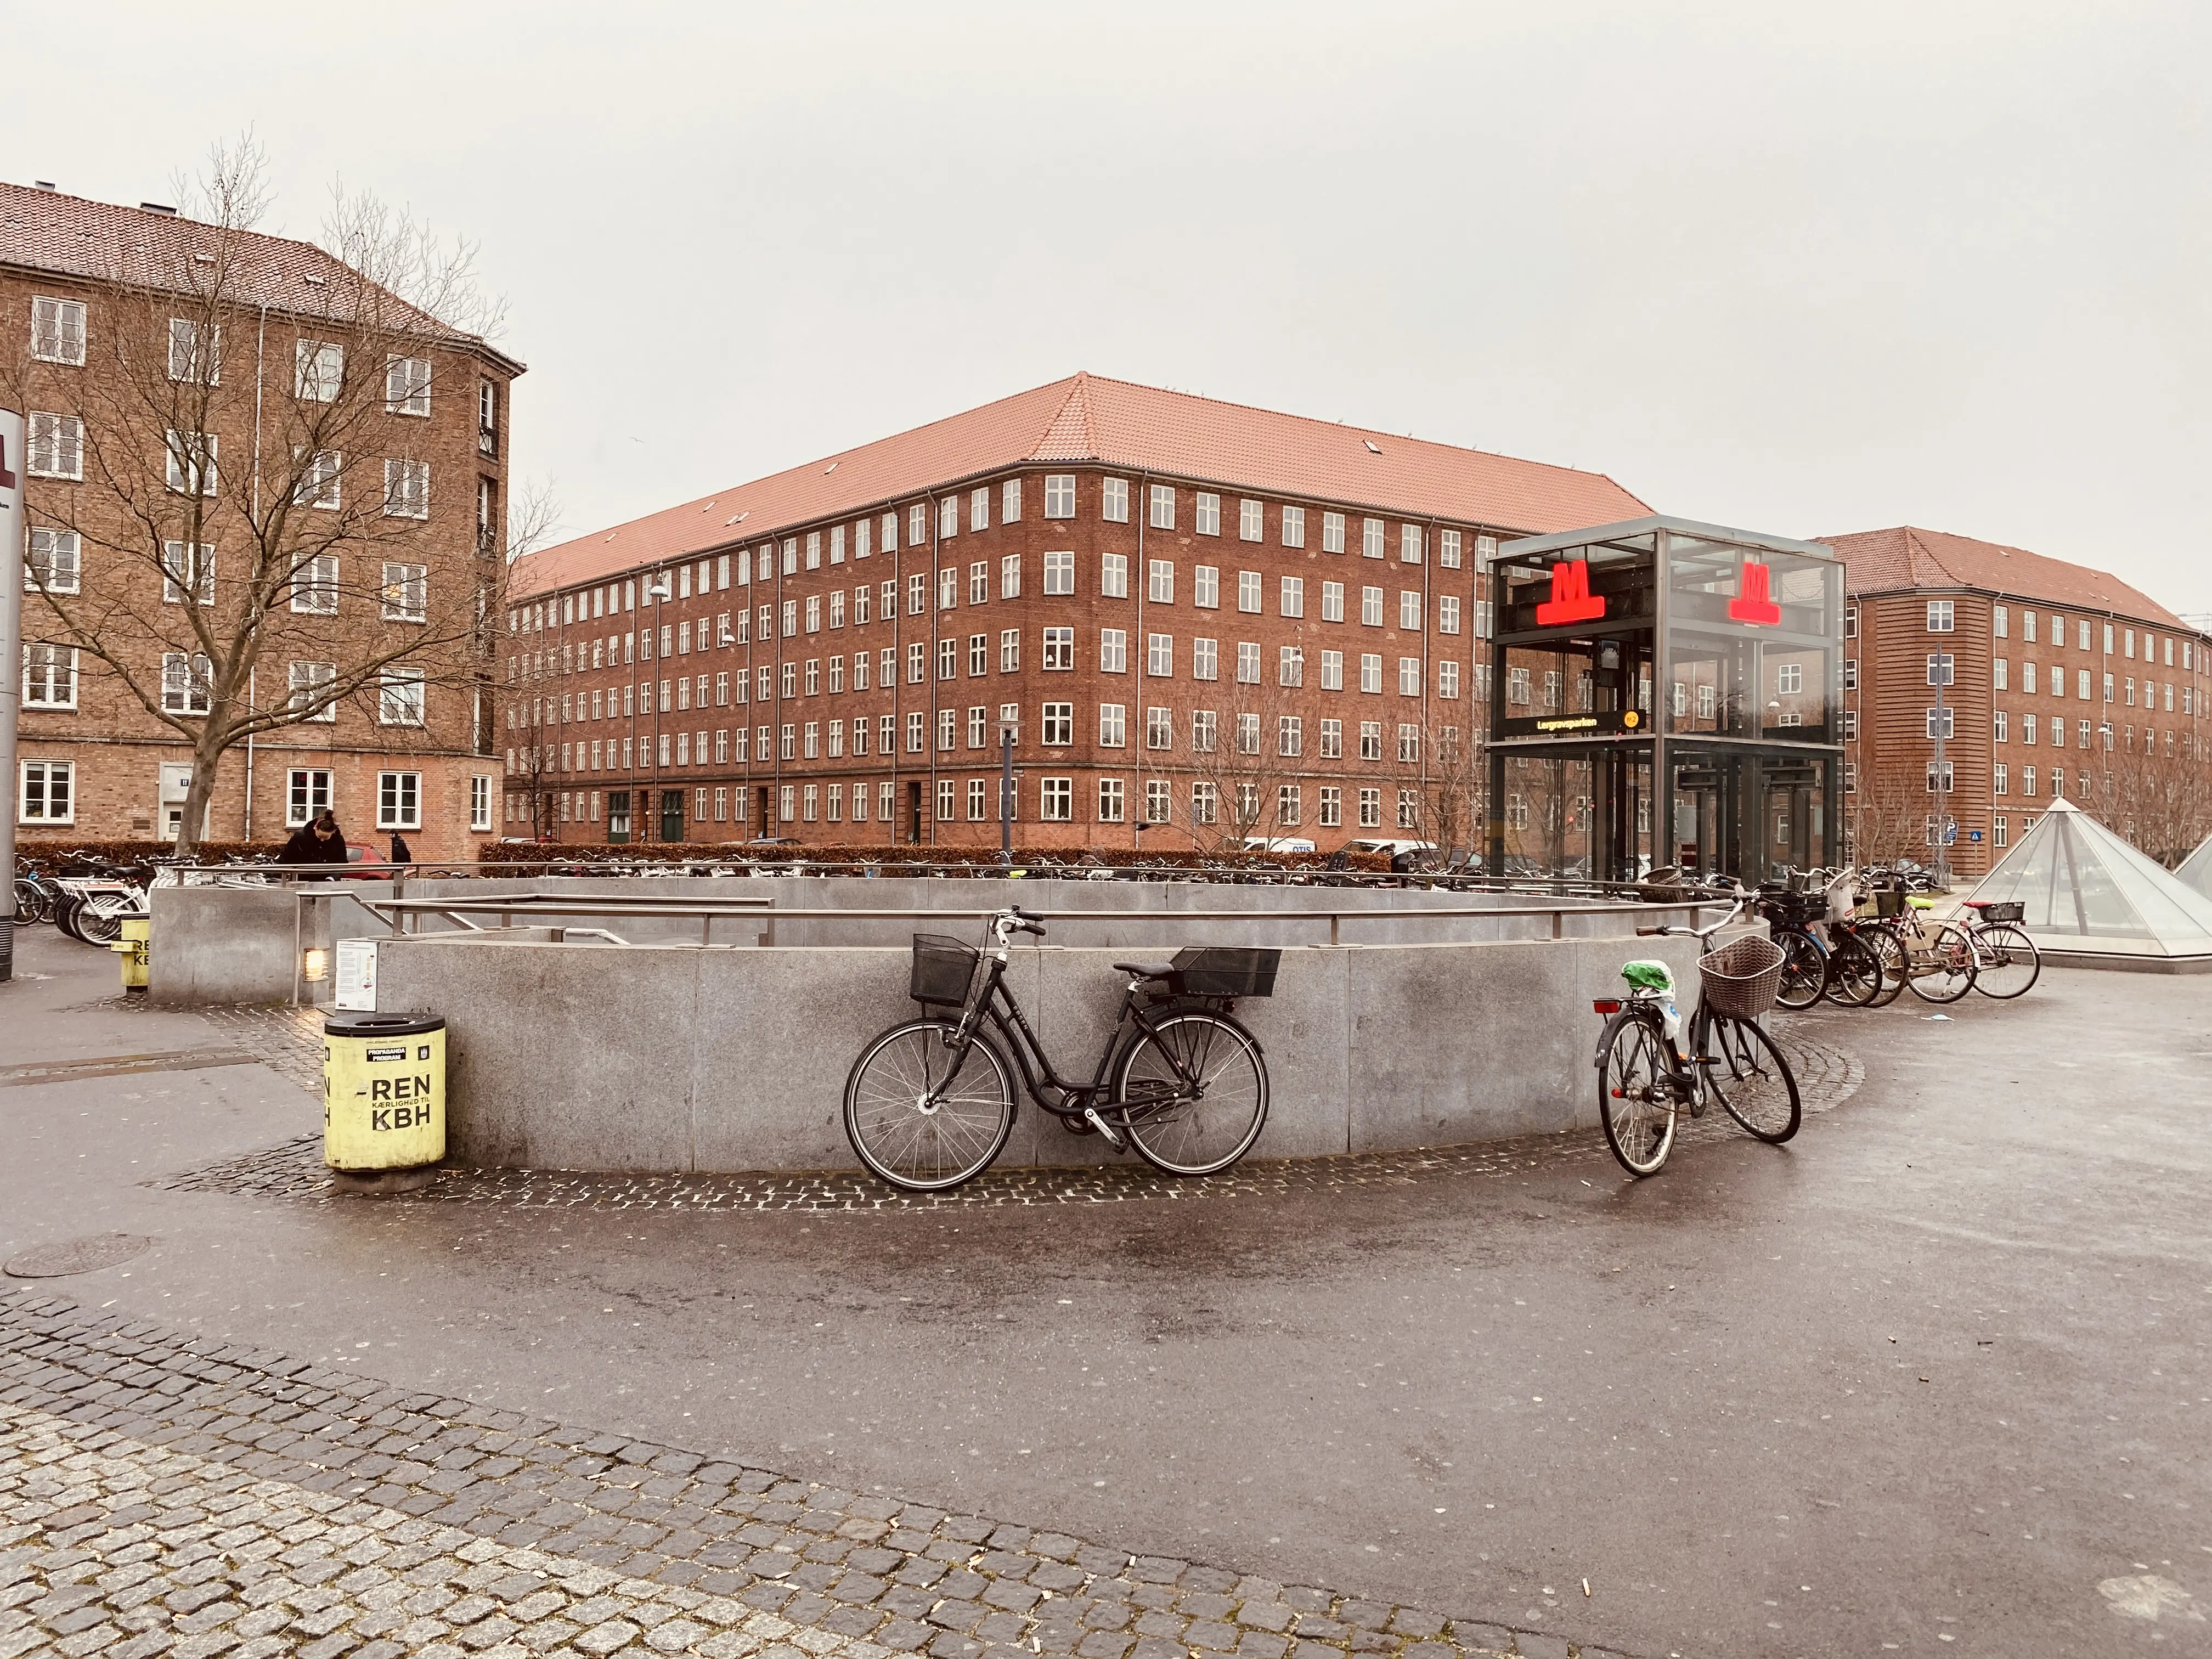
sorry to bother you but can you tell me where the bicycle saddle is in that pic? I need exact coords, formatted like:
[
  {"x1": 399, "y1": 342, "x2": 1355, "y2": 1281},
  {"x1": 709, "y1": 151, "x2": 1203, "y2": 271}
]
[{"x1": 1113, "y1": 962, "x2": 1177, "y2": 980}]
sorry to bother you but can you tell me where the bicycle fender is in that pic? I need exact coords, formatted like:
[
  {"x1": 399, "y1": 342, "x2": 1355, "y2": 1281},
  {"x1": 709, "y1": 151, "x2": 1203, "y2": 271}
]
[{"x1": 1593, "y1": 1006, "x2": 1652, "y2": 1071}]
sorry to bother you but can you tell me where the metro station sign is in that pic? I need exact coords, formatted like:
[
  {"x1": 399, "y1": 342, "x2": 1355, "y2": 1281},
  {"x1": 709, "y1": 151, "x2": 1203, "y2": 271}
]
[
  {"x1": 1727, "y1": 559, "x2": 1782, "y2": 626},
  {"x1": 1534, "y1": 558, "x2": 1606, "y2": 626}
]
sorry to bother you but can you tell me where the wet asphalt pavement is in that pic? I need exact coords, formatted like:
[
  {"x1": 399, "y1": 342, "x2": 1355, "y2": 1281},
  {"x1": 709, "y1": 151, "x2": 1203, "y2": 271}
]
[{"x1": 3, "y1": 924, "x2": 2208, "y2": 1656}]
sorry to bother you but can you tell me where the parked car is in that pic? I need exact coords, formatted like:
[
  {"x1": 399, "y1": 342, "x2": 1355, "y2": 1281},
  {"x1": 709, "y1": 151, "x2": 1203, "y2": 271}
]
[
  {"x1": 1238, "y1": 837, "x2": 1317, "y2": 854},
  {"x1": 1340, "y1": 837, "x2": 1440, "y2": 873}
]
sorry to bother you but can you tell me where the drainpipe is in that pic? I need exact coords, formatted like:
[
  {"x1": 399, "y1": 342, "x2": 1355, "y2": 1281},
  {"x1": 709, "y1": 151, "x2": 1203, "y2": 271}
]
[{"x1": 248, "y1": 305, "x2": 266, "y2": 844}]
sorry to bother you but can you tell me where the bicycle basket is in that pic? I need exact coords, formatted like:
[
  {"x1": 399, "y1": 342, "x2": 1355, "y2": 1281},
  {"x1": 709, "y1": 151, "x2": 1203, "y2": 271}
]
[
  {"x1": 1167, "y1": 946, "x2": 1281, "y2": 998},
  {"x1": 1872, "y1": 887, "x2": 1906, "y2": 918},
  {"x1": 1975, "y1": 901, "x2": 2025, "y2": 924},
  {"x1": 1699, "y1": 934, "x2": 1787, "y2": 1020},
  {"x1": 909, "y1": 934, "x2": 981, "y2": 1007}
]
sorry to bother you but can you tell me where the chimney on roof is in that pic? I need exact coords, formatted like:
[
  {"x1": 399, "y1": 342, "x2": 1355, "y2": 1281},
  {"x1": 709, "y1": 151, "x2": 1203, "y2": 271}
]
[
  {"x1": 33, "y1": 181, "x2": 56, "y2": 191},
  {"x1": 140, "y1": 201, "x2": 177, "y2": 216}
]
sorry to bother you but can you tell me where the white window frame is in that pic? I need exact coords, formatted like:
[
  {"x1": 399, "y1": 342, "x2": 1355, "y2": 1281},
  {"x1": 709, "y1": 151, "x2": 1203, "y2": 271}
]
[
  {"x1": 292, "y1": 553, "x2": 340, "y2": 614},
  {"x1": 26, "y1": 528, "x2": 82, "y2": 594},
  {"x1": 295, "y1": 340, "x2": 343, "y2": 402},
  {"x1": 379, "y1": 668, "x2": 427, "y2": 726},
  {"x1": 161, "y1": 651, "x2": 213, "y2": 715},
  {"x1": 1044, "y1": 474, "x2": 1076, "y2": 519},
  {"x1": 386, "y1": 355, "x2": 432, "y2": 415},
  {"x1": 1194, "y1": 493, "x2": 1221, "y2": 535},
  {"x1": 1281, "y1": 505, "x2": 1306, "y2": 548},
  {"x1": 381, "y1": 562, "x2": 428, "y2": 623},
  {"x1": 286, "y1": 768, "x2": 335, "y2": 828},
  {"x1": 377, "y1": 770, "x2": 422, "y2": 830},
  {"x1": 31, "y1": 297, "x2": 86, "y2": 365},
  {"x1": 383, "y1": 458, "x2": 430, "y2": 520},
  {"x1": 161, "y1": 541, "x2": 215, "y2": 606},
  {"x1": 1102, "y1": 477, "x2": 1129, "y2": 523},
  {"x1": 18, "y1": 759, "x2": 74, "y2": 824},
  {"x1": 167, "y1": 318, "x2": 220, "y2": 385},
  {"x1": 165, "y1": 430, "x2": 218, "y2": 496},
  {"x1": 22, "y1": 644, "x2": 77, "y2": 709},
  {"x1": 1043, "y1": 550, "x2": 1075, "y2": 595},
  {"x1": 27, "y1": 411, "x2": 83, "y2": 480},
  {"x1": 288, "y1": 661, "x2": 338, "y2": 723}
]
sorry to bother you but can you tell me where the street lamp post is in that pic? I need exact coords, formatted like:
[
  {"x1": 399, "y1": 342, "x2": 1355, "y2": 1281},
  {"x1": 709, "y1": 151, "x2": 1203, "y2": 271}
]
[{"x1": 998, "y1": 718, "x2": 1018, "y2": 865}]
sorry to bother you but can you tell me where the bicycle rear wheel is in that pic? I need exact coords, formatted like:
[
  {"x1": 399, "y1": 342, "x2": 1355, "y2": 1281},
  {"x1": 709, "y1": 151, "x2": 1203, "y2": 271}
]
[
  {"x1": 1773, "y1": 930, "x2": 1826, "y2": 1011},
  {"x1": 1823, "y1": 933, "x2": 1883, "y2": 1007},
  {"x1": 844, "y1": 1019, "x2": 1015, "y2": 1192},
  {"x1": 1906, "y1": 921, "x2": 1978, "y2": 1003},
  {"x1": 1702, "y1": 1014, "x2": 1801, "y2": 1143},
  {"x1": 1598, "y1": 1015, "x2": 1676, "y2": 1177},
  {"x1": 1971, "y1": 924, "x2": 2041, "y2": 999},
  {"x1": 1113, "y1": 1011, "x2": 1269, "y2": 1176},
  {"x1": 1863, "y1": 927, "x2": 1908, "y2": 1006}
]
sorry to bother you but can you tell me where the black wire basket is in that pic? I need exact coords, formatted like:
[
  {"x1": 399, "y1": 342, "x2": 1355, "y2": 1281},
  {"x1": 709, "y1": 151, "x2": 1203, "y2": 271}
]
[
  {"x1": 1166, "y1": 946, "x2": 1282, "y2": 998},
  {"x1": 909, "y1": 934, "x2": 981, "y2": 1007},
  {"x1": 1974, "y1": 900, "x2": 2025, "y2": 924}
]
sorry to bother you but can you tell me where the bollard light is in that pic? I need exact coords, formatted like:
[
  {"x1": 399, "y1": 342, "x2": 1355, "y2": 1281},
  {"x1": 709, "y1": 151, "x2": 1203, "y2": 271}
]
[{"x1": 302, "y1": 947, "x2": 329, "y2": 983}]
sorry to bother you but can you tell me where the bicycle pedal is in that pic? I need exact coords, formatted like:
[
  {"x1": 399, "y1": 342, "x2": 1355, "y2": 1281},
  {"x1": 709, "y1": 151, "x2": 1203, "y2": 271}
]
[{"x1": 1081, "y1": 1108, "x2": 1126, "y2": 1151}]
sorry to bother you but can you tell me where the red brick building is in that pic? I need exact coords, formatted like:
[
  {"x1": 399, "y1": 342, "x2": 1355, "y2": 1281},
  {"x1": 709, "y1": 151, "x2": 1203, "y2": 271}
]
[
  {"x1": 1831, "y1": 527, "x2": 2212, "y2": 874},
  {"x1": 7, "y1": 182, "x2": 520, "y2": 857},
  {"x1": 506, "y1": 374, "x2": 1647, "y2": 850}
]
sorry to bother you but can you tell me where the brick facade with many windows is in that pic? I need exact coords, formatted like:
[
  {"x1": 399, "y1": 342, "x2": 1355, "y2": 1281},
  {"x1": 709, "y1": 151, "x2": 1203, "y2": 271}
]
[
  {"x1": 1831, "y1": 527, "x2": 2212, "y2": 874},
  {"x1": 506, "y1": 374, "x2": 1646, "y2": 850},
  {"x1": 7, "y1": 183, "x2": 518, "y2": 856}
]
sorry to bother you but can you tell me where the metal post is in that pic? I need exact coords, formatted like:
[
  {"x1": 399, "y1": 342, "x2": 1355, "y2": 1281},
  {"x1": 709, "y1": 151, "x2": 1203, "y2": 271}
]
[
  {"x1": 1933, "y1": 631, "x2": 1950, "y2": 888},
  {"x1": 998, "y1": 724, "x2": 1015, "y2": 864},
  {"x1": 0, "y1": 410, "x2": 25, "y2": 982}
]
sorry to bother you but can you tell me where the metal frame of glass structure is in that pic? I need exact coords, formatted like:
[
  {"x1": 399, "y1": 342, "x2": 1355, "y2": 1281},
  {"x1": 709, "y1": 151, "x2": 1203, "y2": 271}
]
[{"x1": 1486, "y1": 516, "x2": 1844, "y2": 885}]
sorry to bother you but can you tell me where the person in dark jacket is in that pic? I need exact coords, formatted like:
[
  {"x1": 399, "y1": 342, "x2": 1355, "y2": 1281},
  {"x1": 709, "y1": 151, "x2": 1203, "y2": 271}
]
[
  {"x1": 278, "y1": 811, "x2": 351, "y2": 874},
  {"x1": 388, "y1": 832, "x2": 412, "y2": 866}
]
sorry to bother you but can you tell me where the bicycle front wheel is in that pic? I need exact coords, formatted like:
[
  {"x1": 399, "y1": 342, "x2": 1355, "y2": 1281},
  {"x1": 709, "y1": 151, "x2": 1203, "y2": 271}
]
[
  {"x1": 1863, "y1": 927, "x2": 1908, "y2": 1006},
  {"x1": 1112, "y1": 1011, "x2": 1268, "y2": 1176},
  {"x1": 1823, "y1": 933, "x2": 1883, "y2": 1007},
  {"x1": 1971, "y1": 924, "x2": 2041, "y2": 999},
  {"x1": 844, "y1": 1019, "x2": 1016, "y2": 1192},
  {"x1": 1702, "y1": 1014, "x2": 1801, "y2": 1143},
  {"x1": 1906, "y1": 921, "x2": 1978, "y2": 1003},
  {"x1": 1774, "y1": 929, "x2": 1826, "y2": 1011},
  {"x1": 1598, "y1": 1015, "x2": 1676, "y2": 1177}
]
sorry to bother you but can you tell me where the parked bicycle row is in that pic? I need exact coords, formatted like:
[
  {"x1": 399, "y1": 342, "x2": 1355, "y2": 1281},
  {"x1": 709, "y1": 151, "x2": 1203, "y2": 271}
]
[{"x1": 1751, "y1": 865, "x2": 2038, "y2": 1008}]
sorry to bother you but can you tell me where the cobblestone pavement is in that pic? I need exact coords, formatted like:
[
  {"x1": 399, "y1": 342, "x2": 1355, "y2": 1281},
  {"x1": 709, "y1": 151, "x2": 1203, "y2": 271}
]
[
  {"x1": 154, "y1": 1007, "x2": 1859, "y2": 1214},
  {"x1": 0, "y1": 1288, "x2": 1624, "y2": 1659}
]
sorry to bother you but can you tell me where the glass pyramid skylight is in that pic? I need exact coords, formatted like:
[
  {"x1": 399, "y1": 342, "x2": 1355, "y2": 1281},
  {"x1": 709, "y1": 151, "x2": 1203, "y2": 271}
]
[
  {"x1": 1967, "y1": 799, "x2": 2212, "y2": 963},
  {"x1": 2177, "y1": 832, "x2": 2212, "y2": 904}
]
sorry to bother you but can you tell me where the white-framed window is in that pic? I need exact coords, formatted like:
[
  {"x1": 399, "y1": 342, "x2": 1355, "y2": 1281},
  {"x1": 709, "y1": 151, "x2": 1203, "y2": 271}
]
[
  {"x1": 383, "y1": 458, "x2": 430, "y2": 519},
  {"x1": 470, "y1": 775, "x2": 493, "y2": 831},
  {"x1": 161, "y1": 541, "x2": 215, "y2": 606},
  {"x1": 1436, "y1": 595, "x2": 1460, "y2": 635},
  {"x1": 1398, "y1": 788, "x2": 1420, "y2": 831},
  {"x1": 19, "y1": 759, "x2": 73, "y2": 824},
  {"x1": 1361, "y1": 586, "x2": 1384, "y2": 626},
  {"x1": 377, "y1": 771, "x2": 422, "y2": 830},
  {"x1": 386, "y1": 355, "x2": 431, "y2": 414},
  {"x1": 1362, "y1": 518, "x2": 1385, "y2": 558},
  {"x1": 31, "y1": 297, "x2": 86, "y2": 365},
  {"x1": 1043, "y1": 550, "x2": 1075, "y2": 595},
  {"x1": 1148, "y1": 484, "x2": 1175, "y2": 529},
  {"x1": 1194, "y1": 566, "x2": 1219, "y2": 609},
  {"x1": 1401, "y1": 524, "x2": 1423, "y2": 564},
  {"x1": 1778, "y1": 662, "x2": 1803, "y2": 695},
  {"x1": 1281, "y1": 505, "x2": 1306, "y2": 548},
  {"x1": 1102, "y1": 477, "x2": 1129, "y2": 522},
  {"x1": 1192, "y1": 710, "x2": 1218, "y2": 753},
  {"x1": 1280, "y1": 645, "x2": 1304, "y2": 686},
  {"x1": 1148, "y1": 633, "x2": 1175, "y2": 676},
  {"x1": 1043, "y1": 627, "x2": 1075, "y2": 670},
  {"x1": 1147, "y1": 707, "x2": 1173, "y2": 749},
  {"x1": 1041, "y1": 702, "x2": 1074, "y2": 746},
  {"x1": 1236, "y1": 641, "x2": 1261, "y2": 684},
  {"x1": 291, "y1": 553, "x2": 340, "y2": 614},
  {"x1": 1041, "y1": 777, "x2": 1074, "y2": 821},
  {"x1": 1321, "y1": 581, "x2": 1344, "y2": 624},
  {"x1": 1278, "y1": 714, "x2": 1303, "y2": 758},
  {"x1": 1399, "y1": 657, "x2": 1423, "y2": 697},
  {"x1": 1101, "y1": 628, "x2": 1127, "y2": 673},
  {"x1": 1099, "y1": 703, "x2": 1127, "y2": 747},
  {"x1": 1359, "y1": 720, "x2": 1382, "y2": 761},
  {"x1": 26, "y1": 528, "x2": 81, "y2": 594},
  {"x1": 1148, "y1": 559, "x2": 1175, "y2": 603},
  {"x1": 165, "y1": 430, "x2": 218, "y2": 495},
  {"x1": 999, "y1": 554, "x2": 1020, "y2": 599},
  {"x1": 1192, "y1": 781, "x2": 1218, "y2": 825},
  {"x1": 1321, "y1": 512, "x2": 1345, "y2": 554},
  {"x1": 1361, "y1": 653, "x2": 1383, "y2": 694},
  {"x1": 1099, "y1": 552, "x2": 1130, "y2": 599},
  {"x1": 1400, "y1": 590, "x2": 1421, "y2": 630},
  {"x1": 1437, "y1": 660, "x2": 1460, "y2": 699},
  {"x1": 161, "y1": 651, "x2": 212, "y2": 714},
  {"x1": 1925, "y1": 652, "x2": 1954, "y2": 687},
  {"x1": 294, "y1": 447, "x2": 342, "y2": 509},
  {"x1": 1238, "y1": 570, "x2": 1262, "y2": 614},
  {"x1": 1194, "y1": 493, "x2": 1221, "y2": 535},
  {"x1": 1927, "y1": 600, "x2": 1955, "y2": 633},
  {"x1": 1440, "y1": 529, "x2": 1462, "y2": 569},
  {"x1": 286, "y1": 768, "x2": 335, "y2": 827},
  {"x1": 1280, "y1": 576, "x2": 1305, "y2": 619},
  {"x1": 167, "y1": 318, "x2": 219, "y2": 383},
  {"x1": 1925, "y1": 706, "x2": 1955, "y2": 740},
  {"x1": 381, "y1": 562, "x2": 428, "y2": 622},
  {"x1": 27, "y1": 411, "x2": 83, "y2": 479},
  {"x1": 287, "y1": 661, "x2": 337, "y2": 723},
  {"x1": 1193, "y1": 637, "x2": 1219, "y2": 680},
  {"x1": 379, "y1": 667, "x2": 426, "y2": 726},
  {"x1": 22, "y1": 644, "x2": 77, "y2": 709},
  {"x1": 1043, "y1": 473, "x2": 1075, "y2": 519},
  {"x1": 997, "y1": 477, "x2": 1022, "y2": 524},
  {"x1": 1993, "y1": 709, "x2": 2008, "y2": 742},
  {"x1": 964, "y1": 561, "x2": 986, "y2": 605},
  {"x1": 1320, "y1": 649, "x2": 1344, "y2": 691},
  {"x1": 970, "y1": 487, "x2": 990, "y2": 532},
  {"x1": 1357, "y1": 787, "x2": 1381, "y2": 828},
  {"x1": 1237, "y1": 498, "x2": 1264, "y2": 541},
  {"x1": 1000, "y1": 629, "x2": 1021, "y2": 673},
  {"x1": 295, "y1": 340, "x2": 343, "y2": 402},
  {"x1": 939, "y1": 495, "x2": 960, "y2": 538}
]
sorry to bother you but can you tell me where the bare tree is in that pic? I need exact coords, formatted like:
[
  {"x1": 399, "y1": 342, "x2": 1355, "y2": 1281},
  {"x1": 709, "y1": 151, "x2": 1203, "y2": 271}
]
[
  {"x1": 1170, "y1": 672, "x2": 1323, "y2": 854},
  {"x1": 9, "y1": 138, "x2": 517, "y2": 855},
  {"x1": 2090, "y1": 732, "x2": 2211, "y2": 867},
  {"x1": 1846, "y1": 766, "x2": 1931, "y2": 866}
]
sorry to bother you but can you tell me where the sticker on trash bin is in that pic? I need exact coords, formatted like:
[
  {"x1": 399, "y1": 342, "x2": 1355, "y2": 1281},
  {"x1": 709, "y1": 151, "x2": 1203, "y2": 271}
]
[
  {"x1": 417, "y1": 1045, "x2": 431, "y2": 1060},
  {"x1": 364, "y1": 1046, "x2": 408, "y2": 1063}
]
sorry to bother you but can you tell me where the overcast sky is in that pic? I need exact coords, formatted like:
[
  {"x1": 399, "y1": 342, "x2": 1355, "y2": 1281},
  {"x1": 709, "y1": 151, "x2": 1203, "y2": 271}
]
[{"x1": 13, "y1": 2, "x2": 2211, "y2": 616}]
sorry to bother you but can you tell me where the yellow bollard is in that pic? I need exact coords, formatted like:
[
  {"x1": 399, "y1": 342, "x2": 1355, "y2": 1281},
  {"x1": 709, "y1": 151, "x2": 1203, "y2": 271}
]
[
  {"x1": 110, "y1": 918, "x2": 150, "y2": 994},
  {"x1": 323, "y1": 1012, "x2": 446, "y2": 1192}
]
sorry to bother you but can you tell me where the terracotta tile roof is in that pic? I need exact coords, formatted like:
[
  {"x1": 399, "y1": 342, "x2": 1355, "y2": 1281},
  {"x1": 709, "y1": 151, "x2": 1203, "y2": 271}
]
[
  {"x1": 513, "y1": 373, "x2": 1649, "y2": 596},
  {"x1": 0, "y1": 180, "x2": 518, "y2": 369},
  {"x1": 1825, "y1": 526, "x2": 2197, "y2": 632}
]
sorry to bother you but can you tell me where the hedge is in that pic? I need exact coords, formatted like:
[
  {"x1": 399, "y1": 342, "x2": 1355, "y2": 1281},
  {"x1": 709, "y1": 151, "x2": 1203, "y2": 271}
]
[
  {"x1": 13, "y1": 838, "x2": 284, "y2": 868},
  {"x1": 476, "y1": 841, "x2": 1393, "y2": 874}
]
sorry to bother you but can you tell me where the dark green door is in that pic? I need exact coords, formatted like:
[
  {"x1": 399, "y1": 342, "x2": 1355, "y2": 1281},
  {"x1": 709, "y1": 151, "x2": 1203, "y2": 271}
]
[
  {"x1": 606, "y1": 791, "x2": 631, "y2": 844},
  {"x1": 660, "y1": 788, "x2": 685, "y2": 843}
]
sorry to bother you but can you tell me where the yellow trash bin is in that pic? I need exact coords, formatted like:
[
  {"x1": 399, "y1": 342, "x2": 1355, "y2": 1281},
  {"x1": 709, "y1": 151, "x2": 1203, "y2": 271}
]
[
  {"x1": 324, "y1": 1012, "x2": 446, "y2": 1176},
  {"x1": 110, "y1": 918, "x2": 151, "y2": 994}
]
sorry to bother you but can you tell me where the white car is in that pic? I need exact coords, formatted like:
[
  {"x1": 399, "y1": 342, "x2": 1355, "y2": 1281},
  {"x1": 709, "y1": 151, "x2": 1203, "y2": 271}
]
[
  {"x1": 1340, "y1": 838, "x2": 1440, "y2": 871},
  {"x1": 1238, "y1": 836, "x2": 1317, "y2": 854}
]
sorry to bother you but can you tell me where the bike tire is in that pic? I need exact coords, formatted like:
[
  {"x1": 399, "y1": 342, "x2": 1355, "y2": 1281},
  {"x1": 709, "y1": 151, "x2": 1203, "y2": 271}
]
[
  {"x1": 75, "y1": 907, "x2": 127, "y2": 946},
  {"x1": 1823, "y1": 933, "x2": 1883, "y2": 1007},
  {"x1": 1970, "y1": 924, "x2": 2041, "y2": 999},
  {"x1": 1906, "y1": 920, "x2": 1978, "y2": 1004},
  {"x1": 1702, "y1": 1014, "x2": 1802, "y2": 1143},
  {"x1": 1773, "y1": 929, "x2": 1826, "y2": 1011},
  {"x1": 1863, "y1": 928, "x2": 1909, "y2": 1006},
  {"x1": 1597, "y1": 1013, "x2": 1676, "y2": 1177},
  {"x1": 1112, "y1": 1009, "x2": 1269, "y2": 1177},
  {"x1": 52, "y1": 894, "x2": 85, "y2": 943},
  {"x1": 843, "y1": 1018, "x2": 1016, "y2": 1192}
]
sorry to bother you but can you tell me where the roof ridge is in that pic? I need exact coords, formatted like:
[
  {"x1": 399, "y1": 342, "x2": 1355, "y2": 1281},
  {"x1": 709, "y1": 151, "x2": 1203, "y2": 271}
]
[{"x1": 1029, "y1": 371, "x2": 1097, "y2": 461}]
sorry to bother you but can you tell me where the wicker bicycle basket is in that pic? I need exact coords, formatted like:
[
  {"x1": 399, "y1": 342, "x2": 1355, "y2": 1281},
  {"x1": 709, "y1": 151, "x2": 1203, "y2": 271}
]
[
  {"x1": 909, "y1": 934, "x2": 981, "y2": 1007},
  {"x1": 1700, "y1": 934, "x2": 1787, "y2": 1020},
  {"x1": 1974, "y1": 900, "x2": 2025, "y2": 924}
]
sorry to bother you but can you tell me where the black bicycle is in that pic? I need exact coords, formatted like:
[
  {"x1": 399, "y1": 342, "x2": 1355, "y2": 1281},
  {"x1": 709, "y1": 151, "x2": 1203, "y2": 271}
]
[{"x1": 843, "y1": 907, "x2": 1277, "y2": 1192}]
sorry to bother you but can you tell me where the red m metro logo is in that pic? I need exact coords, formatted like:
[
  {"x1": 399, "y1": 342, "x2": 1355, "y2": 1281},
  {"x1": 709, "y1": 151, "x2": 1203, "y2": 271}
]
[
  {"x1": 1728, "y1": 559, "x2": 1781, "y2": 626},
  {"x1": 1534, "y1": 558, "x2": 1605, "y2": 625}
]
